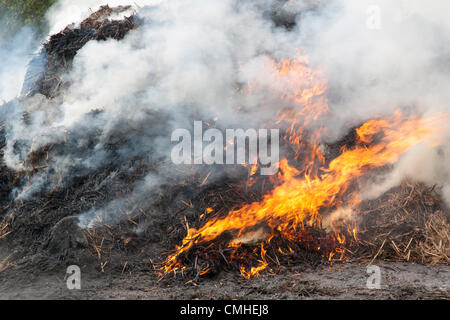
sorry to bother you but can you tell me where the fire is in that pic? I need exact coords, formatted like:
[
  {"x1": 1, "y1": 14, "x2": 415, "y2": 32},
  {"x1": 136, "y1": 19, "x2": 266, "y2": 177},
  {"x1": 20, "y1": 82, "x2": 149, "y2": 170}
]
[
  {"x1": 240, "y1": 243, "x2": 269, "y2": 279},
  {"x1": 162, "y1": 56, "x2": 448, "y2": 278},
  {"x1": 274, "y1": 56, "x2": 329, "y2": 133}
]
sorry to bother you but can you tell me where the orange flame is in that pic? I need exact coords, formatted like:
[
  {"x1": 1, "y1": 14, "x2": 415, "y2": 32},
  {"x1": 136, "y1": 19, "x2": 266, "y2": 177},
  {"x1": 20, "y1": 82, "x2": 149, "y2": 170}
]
[{"x1": 163, "y1": 56, "x2": 448, "y2": 278}]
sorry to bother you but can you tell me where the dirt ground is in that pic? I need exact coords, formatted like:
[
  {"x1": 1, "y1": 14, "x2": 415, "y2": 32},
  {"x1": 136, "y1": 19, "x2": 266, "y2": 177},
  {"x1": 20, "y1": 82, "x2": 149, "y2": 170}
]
[{"x1": 0, "y1": 261, "x2": 448, "y2": 300}]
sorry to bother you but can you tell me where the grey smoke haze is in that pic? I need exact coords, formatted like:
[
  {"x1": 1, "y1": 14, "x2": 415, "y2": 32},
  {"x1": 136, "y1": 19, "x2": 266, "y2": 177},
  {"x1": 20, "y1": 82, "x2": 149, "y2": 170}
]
[
  {"x1": 0, "y1": 27, "x2": 38, "y2": 104},
  {"x1": 1, "y1": 0, "x2": 450, "y2": 227},
  {"x1": 298, "y1": 0, "x2": 450, "y2": 128}
]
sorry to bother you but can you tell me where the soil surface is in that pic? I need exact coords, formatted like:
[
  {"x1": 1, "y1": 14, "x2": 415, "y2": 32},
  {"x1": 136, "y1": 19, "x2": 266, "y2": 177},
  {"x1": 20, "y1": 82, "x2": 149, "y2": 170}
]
[{"x1": 0, "y1": 261, "x2": 448, "y2": 300}]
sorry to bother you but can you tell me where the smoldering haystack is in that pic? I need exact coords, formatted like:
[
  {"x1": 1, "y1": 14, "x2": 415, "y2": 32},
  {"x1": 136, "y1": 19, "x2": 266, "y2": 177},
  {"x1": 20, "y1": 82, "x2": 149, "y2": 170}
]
[
  {"x1": 0, "y1": 5, "x2": 151, "y2": 273},
  {"x1": 0, "y1": 2, "x2": 449, "y2": 285}
]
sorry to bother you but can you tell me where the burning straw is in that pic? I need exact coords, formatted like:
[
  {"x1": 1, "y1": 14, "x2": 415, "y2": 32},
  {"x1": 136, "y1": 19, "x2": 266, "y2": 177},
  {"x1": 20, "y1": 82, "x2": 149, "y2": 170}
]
[
  {"x1": 161, "y1": 111, "x2": 449, "y2": 279},
  {"x1": 158, "y1": 180, "x2": 449, "y2": 280},
  {"x1": 1, "y1": 1, "x2": 449, "y2": 283}
]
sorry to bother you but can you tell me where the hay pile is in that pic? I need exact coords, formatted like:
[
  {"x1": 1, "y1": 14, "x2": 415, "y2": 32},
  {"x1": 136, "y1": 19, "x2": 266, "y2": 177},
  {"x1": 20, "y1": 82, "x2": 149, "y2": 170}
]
[
  {"x1": 356, "y1": 182, "x2": 450, "y2": 265},
  {"x1": 81, "y1": 177, "x2": 450, "y2": 280},
  {"x1": 0, "y1": 5, "x2": 144, "y2": 273},
  {"x1": 0, "y1": 5, "x2": 448, "y2": 280},
  {"x1": 154, "y1": 180, "x2": 450, "y2": 280}
]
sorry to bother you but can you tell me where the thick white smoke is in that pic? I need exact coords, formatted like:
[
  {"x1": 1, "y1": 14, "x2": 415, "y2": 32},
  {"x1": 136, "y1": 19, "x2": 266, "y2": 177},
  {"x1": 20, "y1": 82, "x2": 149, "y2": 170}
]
[
  {"x1": 45, "y1": 0, "x2": 162, "y2": 35},
  {"x1": 295, "y1": 0, "x2": 450, "y2": 201},
  {"x1": 1, "y1": 0, "x2": 450, "y2": 227},
  {"x1": 0, "y1": 27, "x2": 37, "y2": 103},
  {"x1": 298, "y1": 0, "x2": 450, "y2": 130}
]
